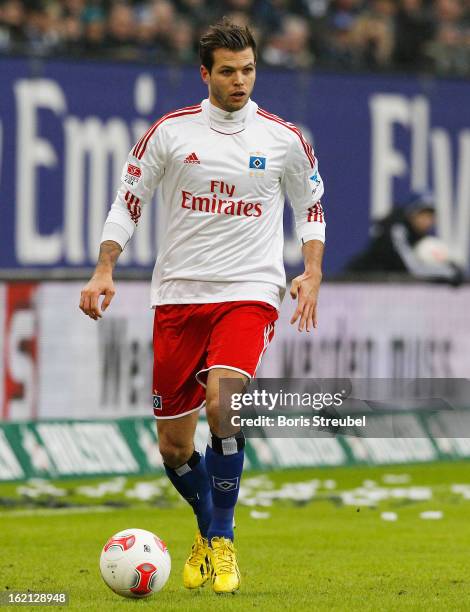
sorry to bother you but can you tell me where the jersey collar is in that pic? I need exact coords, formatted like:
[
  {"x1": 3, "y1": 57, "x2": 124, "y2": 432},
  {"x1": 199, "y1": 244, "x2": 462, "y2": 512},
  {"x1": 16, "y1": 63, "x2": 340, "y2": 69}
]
[{"x1": 201, "y1": 98, "x2": 257, "y2": 135}]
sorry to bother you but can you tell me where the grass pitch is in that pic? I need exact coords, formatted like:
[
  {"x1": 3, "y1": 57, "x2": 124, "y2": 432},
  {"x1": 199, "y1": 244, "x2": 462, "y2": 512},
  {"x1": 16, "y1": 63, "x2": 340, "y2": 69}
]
[{"x1": 1, "y1": 461, "x2": 470, "y2": 611}]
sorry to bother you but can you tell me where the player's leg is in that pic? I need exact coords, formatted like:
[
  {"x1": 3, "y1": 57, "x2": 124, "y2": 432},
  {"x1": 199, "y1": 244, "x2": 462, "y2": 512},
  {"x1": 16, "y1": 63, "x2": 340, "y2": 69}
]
[
  {"x1": 202, "y1": 301, "x2": 278, "y2": 543},
  {"x1": 198, "y1": 301, "x2": 278, "y2": 594},
  {"x1": 205, "y1": 368, "x2": 247, "y2": 542},
  {"x1": 152, "y1": 305, "x2": 213, "y2": 588},
  {"x1": 157, "y1": 412, "x2": 212, "y2": 539},
  {"x1": 204, "y1": 367, "x2": 246, "y2": 594},
  {"x1": 157, "y1": 413, "x2": 213, "y2": 588}
]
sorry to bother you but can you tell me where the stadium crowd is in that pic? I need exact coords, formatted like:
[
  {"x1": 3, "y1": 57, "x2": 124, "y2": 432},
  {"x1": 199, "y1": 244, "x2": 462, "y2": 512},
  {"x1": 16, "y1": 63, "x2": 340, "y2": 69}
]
[{"x1": 1, "y1": 0, "x2": 470, "y2": 75}]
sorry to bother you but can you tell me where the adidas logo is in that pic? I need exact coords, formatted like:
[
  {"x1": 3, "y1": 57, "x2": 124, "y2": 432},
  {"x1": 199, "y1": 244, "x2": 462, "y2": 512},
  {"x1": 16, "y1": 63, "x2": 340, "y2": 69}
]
[{"x1": 184, "y1": 152, "x2": 200, "y2": 164}]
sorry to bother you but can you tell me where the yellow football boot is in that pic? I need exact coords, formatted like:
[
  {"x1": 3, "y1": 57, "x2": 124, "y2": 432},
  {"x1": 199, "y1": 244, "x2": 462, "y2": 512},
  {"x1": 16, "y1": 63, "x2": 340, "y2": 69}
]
[
  {"x1": 183, "y1": 532, "x2": 211, "y2": 589},
  {"x1": 209, "y1": 537, "x2": 240, "y2": 594}
]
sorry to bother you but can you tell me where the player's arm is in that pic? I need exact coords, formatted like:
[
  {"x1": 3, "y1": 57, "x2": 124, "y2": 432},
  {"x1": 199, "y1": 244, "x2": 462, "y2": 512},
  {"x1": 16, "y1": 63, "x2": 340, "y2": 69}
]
[
  {"x1": 79, "y1": 240, "x2": 121, "y2": 320},
  {"x1": 282, "y1": 134, "x2": 326, "y2": 332},
  {"x1": 79, "y1": 123, "x2": 167, "y2": 320},
  {"x1": 290, "y1": 239, "x2": 324, "y2": 332}
]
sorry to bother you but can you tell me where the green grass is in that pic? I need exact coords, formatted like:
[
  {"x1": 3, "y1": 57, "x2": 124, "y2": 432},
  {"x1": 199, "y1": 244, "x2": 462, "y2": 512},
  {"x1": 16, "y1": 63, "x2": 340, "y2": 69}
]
[{"x1": 2, "y1": 462, "x2": 470, "y2": 611}]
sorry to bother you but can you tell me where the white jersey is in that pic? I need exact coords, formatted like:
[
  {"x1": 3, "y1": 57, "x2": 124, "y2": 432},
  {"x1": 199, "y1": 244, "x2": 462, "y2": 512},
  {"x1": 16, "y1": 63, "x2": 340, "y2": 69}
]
[{"x1": 102, "y1": 98, "x2": 325, "y2": 309}]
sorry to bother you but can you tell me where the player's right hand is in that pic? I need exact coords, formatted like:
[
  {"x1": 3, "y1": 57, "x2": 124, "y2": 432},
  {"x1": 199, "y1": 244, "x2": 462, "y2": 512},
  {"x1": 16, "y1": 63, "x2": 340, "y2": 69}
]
[{"x1": 79, "y1": 275, "x2": 115, "y2": 320}]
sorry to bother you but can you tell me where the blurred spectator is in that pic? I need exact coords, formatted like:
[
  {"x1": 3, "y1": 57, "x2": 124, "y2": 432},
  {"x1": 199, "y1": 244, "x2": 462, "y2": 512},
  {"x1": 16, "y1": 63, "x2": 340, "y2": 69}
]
[
  {"x1": 223, "y1": 10, "x2": 250, "y2": 27},
  {"x1": 60, "y1": 12, "x2": 83, "y2": 55},
  {"x1": 175, "y1": 0, "x2": 212, "y2": 30},
  {"x1": 169, "y1": 16, "x2": 196, "y2": 62},
  {"x1": 148, "y1": 0, "x2": 176, "y2": 57},
  {"x1": 221, "y1": 0, "x2": 253, "y2": 14},
  {"x1": 104, "y1": 3, "x2": 137, "y2": 59},
  {"x1": 0, "y1": 0, "x2": 27, "y2": 53},
  {"x1": 346, "y1": 192, "x2": 464, "y2": 285},
  {"x1": 393, "y1": 0, "x2": 435, "y2": 70},
  {"x1": 81, "y1": 4, "x2": 105, "y2": 55},
  {"x1": 24, "y1": 5, "x2": 61, "y2": 56},
  {"x1": 135, "y1": 6, "x2": 161, "y2": 62},
  {"x1": 262, "y1": 14, "x2": 314, "y2": 68},
  {"x1": 253, "y1": 0, "x2": 290, "y2": 32},
  {"x1": 0, "y1": 0, "x2": 469, "y2": 75},
  {"x1": 328, "y1": 0, "x2": 362, "y2": 22},
  {"x1": 299, "y1": 0, "x2": 330, "y2": 19},
  {"x1": 350, "y1": 0, "x2": 396, "y2": 68},
  {"x1": 152, "y1": 0, "x2": 176, "y2": 36},
  {"x1": 356, "y1": 0, "x2": 396, "y2": 68},
  {"x1": 323, "y1": 11, "x2": 359, "y2": 68},
  {"x1": 427, "y1": 0, "x2": 469, "y2": 74},
  {"x1": 63, "y1": 0, "x2": 86, "y2": 19}
]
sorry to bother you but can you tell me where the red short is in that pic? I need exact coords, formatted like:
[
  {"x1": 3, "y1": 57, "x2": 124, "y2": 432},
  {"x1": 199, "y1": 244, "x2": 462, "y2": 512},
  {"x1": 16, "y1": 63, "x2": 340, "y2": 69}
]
[{"x1": 152, "y1": 301, "x2": 278, "y2": 419}]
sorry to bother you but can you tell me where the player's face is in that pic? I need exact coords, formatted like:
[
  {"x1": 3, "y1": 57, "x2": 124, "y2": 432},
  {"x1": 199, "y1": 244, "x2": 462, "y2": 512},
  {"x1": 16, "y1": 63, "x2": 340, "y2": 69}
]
[{"x1": 201, "y1": 47, "x2": 256, "y2": 113}]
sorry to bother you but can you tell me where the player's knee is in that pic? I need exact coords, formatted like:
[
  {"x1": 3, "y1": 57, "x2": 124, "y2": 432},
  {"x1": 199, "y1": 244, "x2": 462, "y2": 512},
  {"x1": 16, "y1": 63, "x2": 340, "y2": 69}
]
[
  {"x1": 205, "y1": 373, "x2": 247, "y2": 434},
  {"x1": 205, "y1": 392, "x2": 219, "y2": 423},
  {"x1": 158, "y1": 438, "x2": 192, "y2": 468},
  {"x1": 205, "y1": 392, "x2": 226, "y2": 435},
  {"x1": 206, "y1": 393, "x2": 236, "y2": 437}
]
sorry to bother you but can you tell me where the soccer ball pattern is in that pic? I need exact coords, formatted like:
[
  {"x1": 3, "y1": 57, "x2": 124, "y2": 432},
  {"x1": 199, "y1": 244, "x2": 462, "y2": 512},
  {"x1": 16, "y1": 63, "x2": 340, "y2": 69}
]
[{"x1": 100, "y1": 528, "x2": 171, "y2": 598}]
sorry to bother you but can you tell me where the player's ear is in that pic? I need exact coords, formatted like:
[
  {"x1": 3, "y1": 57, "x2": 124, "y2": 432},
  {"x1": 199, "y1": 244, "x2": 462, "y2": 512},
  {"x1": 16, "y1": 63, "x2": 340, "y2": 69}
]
[{"x1": 200, "y1": 65, "x2": 210, "y2": 84}]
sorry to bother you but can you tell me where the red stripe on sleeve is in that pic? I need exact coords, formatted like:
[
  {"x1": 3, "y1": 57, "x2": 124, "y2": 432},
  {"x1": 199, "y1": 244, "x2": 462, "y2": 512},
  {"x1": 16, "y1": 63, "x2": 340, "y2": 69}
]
[
  {"x1": 125, "y1": 190, "x2": 141, "y2": 224},
  {"x1": 257, "y1": 108, "x2": 316, "y2": 168},
  {"x1": 307, "y1": 201, "x2": 324, "y2": 224},
  {"x1": 132, "y1": 104, "x2": 202, "y2": 160}
]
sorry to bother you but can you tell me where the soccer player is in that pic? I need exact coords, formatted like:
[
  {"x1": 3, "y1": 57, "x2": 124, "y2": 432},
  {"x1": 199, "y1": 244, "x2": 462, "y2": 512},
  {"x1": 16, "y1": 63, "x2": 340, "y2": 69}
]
[{"x1": 80, "y1": 18, "x2": 325, "y2": 594}]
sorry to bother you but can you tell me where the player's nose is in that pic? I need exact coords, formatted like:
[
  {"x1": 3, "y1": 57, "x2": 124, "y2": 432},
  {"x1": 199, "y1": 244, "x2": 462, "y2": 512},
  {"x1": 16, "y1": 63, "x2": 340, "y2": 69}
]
[{"x1": 233, "y1": 71, "x2": 244, "y2": 85}]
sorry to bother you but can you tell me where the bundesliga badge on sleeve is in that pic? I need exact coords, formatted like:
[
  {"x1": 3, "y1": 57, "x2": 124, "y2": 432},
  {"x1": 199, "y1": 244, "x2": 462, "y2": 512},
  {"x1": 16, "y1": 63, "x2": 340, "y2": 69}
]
[{"x1": 123, "y1": 163, "x2": 142, "y2": 187}]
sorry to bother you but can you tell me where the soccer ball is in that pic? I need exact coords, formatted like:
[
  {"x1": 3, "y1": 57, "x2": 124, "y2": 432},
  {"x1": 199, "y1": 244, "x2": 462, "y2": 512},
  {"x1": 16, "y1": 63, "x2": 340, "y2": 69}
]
[{"x1": 99, "y1": 528, "x2": 171, "y2": 598}]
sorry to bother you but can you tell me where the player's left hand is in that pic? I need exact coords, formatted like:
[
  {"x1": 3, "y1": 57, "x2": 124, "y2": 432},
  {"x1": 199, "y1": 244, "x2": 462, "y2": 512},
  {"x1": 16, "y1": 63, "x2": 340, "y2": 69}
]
[{"x1": 289, "y1": 269, "x2": 322, "y2": 332}]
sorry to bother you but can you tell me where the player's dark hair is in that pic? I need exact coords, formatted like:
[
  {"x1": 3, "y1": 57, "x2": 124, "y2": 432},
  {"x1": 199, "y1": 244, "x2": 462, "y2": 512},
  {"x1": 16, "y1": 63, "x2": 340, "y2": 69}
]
[{"x1": 199, "y1": 18, "x2": 257, "y2": 73}]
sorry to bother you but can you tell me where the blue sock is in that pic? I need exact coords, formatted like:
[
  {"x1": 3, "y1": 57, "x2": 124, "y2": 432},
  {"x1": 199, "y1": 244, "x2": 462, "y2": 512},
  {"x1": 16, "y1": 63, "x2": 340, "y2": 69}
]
[
  {"x1": 205, "y1": 430, "x2": 245, "y2": 542},
  {"x1": 164, "y1": 450, "x2": 212, "y2": 538}
]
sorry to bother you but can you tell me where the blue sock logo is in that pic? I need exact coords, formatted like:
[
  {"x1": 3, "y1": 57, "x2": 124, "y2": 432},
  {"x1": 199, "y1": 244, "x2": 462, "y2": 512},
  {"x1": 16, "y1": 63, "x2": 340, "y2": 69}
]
[{"x1": 213, "y1": 476, "x2": 239, "y2": 492}]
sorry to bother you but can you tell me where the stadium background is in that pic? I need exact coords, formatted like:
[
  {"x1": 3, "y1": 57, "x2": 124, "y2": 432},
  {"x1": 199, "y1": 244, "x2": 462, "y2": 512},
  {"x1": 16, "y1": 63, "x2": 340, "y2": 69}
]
[{"x1": 1, "y1": 3, "x2": 470, "y2": 609}]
